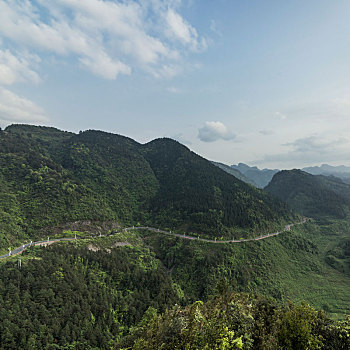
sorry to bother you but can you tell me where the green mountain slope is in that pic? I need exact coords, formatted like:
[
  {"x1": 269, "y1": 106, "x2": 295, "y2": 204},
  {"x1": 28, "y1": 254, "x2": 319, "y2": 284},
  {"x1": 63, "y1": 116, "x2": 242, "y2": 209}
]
[
  {"x1": 0, "y1": 124, "x2": 294, "y2": 249},
  {"x1": 141, "y1": 138, "x2": 293, "y2": 234},
  {"x1": 265, "y1": 169, "x2": 350, "y2": 220},
  {"x1": 140, "y1": 220, "x2": 350, "y2": 319}
]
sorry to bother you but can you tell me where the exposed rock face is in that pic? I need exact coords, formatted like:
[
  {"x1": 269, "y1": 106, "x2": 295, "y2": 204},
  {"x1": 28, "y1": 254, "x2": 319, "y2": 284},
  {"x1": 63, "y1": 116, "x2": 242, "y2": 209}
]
[{"x1": 40, "y1": 220, "x2": 121, "y2": 235}]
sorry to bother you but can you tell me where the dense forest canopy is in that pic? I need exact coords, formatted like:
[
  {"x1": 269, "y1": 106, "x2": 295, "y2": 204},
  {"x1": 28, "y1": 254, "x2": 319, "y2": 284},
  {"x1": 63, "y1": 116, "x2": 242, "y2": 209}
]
[
  {"x1": 0, "y1": 230, "x2": 349, "y2": 349},
  {"x1": 265, "y1": 169, "x2": 350, "y2": 220}
]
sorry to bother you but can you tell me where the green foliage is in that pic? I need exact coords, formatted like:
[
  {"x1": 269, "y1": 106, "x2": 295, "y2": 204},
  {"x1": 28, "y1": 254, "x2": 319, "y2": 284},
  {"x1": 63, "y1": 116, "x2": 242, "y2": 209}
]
[
  {"x1": 0, "y1": 125, "x2": 295, "y2": 249},
  {"x1": 0, "y1": 174, "x2": 27, "y2": 251},
  {"x1": 325, "y1": 239, "x2": 350, "y2": 276},
  {"x1": 142, "y1": 138, "x2": 295, "y2": 236},
  {"x1": 140, "y1": 221, "x2": 350, "y2": 318},
  {"x1": 120, "y1": 297, "x2": 246, "y2": 349},
  {"x1": 118, "y1": 292, "x2": 350, "y2": 350},
  {"x1": 0, "y1": 243, "x2": 178, "y2": 349},
  {"x1": 265, "y1": 169, "x2": 350, "y2": 220},
  {"x1": 1, "y1": 125, "x2": 349, "y2": 349},
  {"x1": 276, "y1": 302, "x2": 323, "y2": 350},
  {"x1": 0, "y1": 228, "x2": 349, "y2": 349}
]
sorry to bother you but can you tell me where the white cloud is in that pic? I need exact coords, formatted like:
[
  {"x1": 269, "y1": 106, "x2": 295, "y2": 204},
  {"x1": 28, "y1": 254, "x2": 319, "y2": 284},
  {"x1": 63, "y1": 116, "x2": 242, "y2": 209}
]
[
  {"x1": 210, "y1": 19, "x2": 221, "y2": 36},
  {"x1": 256, "y1": 135, "x2": 350, "y2": 167},
  {"x1": 166, "y1": 86, "x2": 183, "y2": 93},
  {"x1": 275, "y1": 111, "x2": 287, "y2": 120},
  {"x1": 284, "y1": 136, "x2": 347, "y2": 153},
  {"x1": 0, "y1": 49, "x2": 40, "y2": 85},
  {"x1": 0, "y1": 87, "x2": 49, "y2": 124},
  {"x1": 149, "y1": 63, "x2": 183, "y2": 79},
  {"x1": 79, "y1": 52, "x2": 131, "y2": 80},
  {"x1": 0, "y1": 0, "x2": 206, "y2": 80},
  {"x1": 165, "y1": 8, "x2": 206, "y2": 51},
  {"x1": 259, "y1": 129, "x2": 274, "y2": 136},
  {"x1": 198, "y1": 121, "x2": 235, "y2": 142}
]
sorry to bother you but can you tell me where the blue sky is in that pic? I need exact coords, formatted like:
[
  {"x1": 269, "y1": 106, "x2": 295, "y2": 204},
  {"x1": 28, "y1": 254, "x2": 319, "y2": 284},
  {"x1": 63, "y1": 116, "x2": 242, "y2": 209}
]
[{"x1": 0, "y1": 0, "x2": 350, "y2": 169}]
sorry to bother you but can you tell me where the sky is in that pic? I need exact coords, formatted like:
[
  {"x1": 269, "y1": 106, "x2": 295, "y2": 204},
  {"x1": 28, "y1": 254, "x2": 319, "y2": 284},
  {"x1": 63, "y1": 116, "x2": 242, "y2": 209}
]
[{"x1": 0, "y1": 0, "x2": 350, "y2": 169}]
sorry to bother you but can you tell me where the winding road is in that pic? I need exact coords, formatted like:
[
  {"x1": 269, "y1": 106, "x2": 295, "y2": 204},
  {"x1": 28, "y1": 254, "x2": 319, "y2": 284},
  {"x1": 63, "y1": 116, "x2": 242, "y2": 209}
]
[
  {"x1": 124, "y1": 219, "x2": 306, "y2": 243},
  {"x1": 0, "y1": 218, "x2": 308, "y2": 260}
]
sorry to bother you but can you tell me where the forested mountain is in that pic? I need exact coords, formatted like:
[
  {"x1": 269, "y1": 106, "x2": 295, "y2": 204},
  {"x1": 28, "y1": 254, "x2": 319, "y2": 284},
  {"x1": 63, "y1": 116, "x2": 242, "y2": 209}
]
[
  {"x1": 212, "y1": 161, "x2": 257, "y2": 186},
  {"x1": 231, "y1": 163, "x2": 279, "y2": 188},
  {"x1": 0, "y1": 124, "x2": 294, "y2": 249},
  {"x1": 1, "y1": 125, "x2": 350, "y2": 349},
  {"x1": 265, "y1": 169, "x2": 350, "y2": 220}
]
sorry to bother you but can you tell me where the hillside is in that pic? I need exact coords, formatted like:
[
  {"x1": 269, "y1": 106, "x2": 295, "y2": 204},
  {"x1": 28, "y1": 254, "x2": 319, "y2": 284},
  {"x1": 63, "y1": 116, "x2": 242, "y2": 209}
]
[
  {"x1": 0, "y1": 124, "x2": 294, "y2": 250},
  {"x1": 231, "y1": 163, "x2": 279, "y2": 188},
  {"x1": 1, "y1": 221, "x2": 349, "y2": 348},
  {"x1": 212, "y1": 161, "x2": 257, "y2": 186},
  {"x1": 265, "y1": 169, "x2": 350, "y2": 220}
]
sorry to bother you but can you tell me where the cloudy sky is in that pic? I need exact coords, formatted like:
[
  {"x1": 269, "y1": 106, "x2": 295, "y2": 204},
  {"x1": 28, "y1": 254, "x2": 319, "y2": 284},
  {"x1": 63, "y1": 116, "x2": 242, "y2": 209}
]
[{"x1": 0, "y1": 0, "x2": 350, "y2": 169}]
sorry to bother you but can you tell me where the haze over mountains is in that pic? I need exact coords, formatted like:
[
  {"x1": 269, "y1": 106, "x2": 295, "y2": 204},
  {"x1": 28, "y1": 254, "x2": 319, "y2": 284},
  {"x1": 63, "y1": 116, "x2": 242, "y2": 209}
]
[
  {"x1": 303, "y1": 164, "x2": 350, "y2": 184},
  {"x1": 227, "y1": 163, "x2": 350, "y2": 189},
  {"x1": 210, "y1": 161, "x2": 256, "y2": 186},
  {"x1": 231, "y1": 163, "x2": 279, "y2": 188}
]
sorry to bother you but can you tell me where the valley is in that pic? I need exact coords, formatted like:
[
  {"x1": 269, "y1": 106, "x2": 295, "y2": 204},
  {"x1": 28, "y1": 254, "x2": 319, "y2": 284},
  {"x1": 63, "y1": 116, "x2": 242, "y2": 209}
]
[{"x1": 0, "y1": 125, "x2": 349, "y2": 349}]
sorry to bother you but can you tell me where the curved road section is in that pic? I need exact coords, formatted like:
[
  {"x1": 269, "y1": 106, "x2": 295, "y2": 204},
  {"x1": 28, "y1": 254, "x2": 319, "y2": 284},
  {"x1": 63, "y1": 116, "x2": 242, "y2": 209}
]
[
  {"x1": 124, "y1": 219, "x2": 306, "y2": 243},
  {"x1": 0, "y1": 238, "x2": 76, "y2": 260},
  {"x1": 0, "y1": 218, "x2": 307, "y2": 260}
]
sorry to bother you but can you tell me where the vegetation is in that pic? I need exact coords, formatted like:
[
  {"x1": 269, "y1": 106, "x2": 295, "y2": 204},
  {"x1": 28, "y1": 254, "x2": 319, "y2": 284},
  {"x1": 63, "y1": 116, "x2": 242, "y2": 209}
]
[
  {"x1": 140, "y1": 220, "x2": 350, "y2": 319},
  {"x1": 0, "y1": 124, "x2": 295, "y2": 249},
  {"x1": 120, "y1": 293, "x2": 350, "y2": 350},
  {"x1": 265, "y1": 169, "x2": 350, "y2": 220},
  {"x1": 0, "y1": 234, "x2": 349, "y2": 349},
  {"x1": 1, "y1": 124, "x2": 350, "y2": 349},
  {"x1": 0, "y1": 242, "x2": 178, "y2": 349}
]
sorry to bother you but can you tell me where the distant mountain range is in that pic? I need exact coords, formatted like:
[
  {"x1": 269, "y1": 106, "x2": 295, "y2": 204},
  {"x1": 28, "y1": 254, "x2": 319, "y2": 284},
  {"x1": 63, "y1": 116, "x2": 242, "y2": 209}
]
[
  {"x1": 211, "y1": 161, "x2": 257, "y2": 186},
  {"x1": 302, "y1": 164, "x2": 350, "y2": 184},
  {"x1": 224, "y1": 163, "x2": 350, "y2": 188},
  {"x1": 231, "y1": 163, "x2": 279, "y2": 188}
]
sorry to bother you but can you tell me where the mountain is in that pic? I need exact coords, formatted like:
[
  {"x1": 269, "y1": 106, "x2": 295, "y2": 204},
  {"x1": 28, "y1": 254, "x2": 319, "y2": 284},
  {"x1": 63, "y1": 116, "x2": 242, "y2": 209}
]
[
  {"x1": 303, "y1": 164, "x2": 350, "y2": 184},
  {"x1": 265, "y1": 169, "x2": 350, "y2": 220},
  {"x1": 0, "y1": 124, "x2": 294, "y2": 249},
  {"x1": 1, "y1": 125, "x2": 350, "y2": 349},
  {"x1": 211, "y1": 161, "x2": 257, "y2": 186},
  {"x1": 231, "y1": 163, "x2": 279, "y2": 188}
]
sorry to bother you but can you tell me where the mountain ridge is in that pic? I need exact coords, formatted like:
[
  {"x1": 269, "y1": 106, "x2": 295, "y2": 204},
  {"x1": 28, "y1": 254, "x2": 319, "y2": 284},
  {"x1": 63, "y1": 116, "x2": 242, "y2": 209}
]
[
  {"x1": 0, "y1": 124, "x2": 294, "y2": 249},
  {"x1": 265, "y1": 169, "x2": 350, "y2": 220},
  {"x1": 211, "y1": 161, "x2": 258, "y2": 186},
  {"x1": 231, "y1": 163, "x2": 279, "y2": 188}
]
